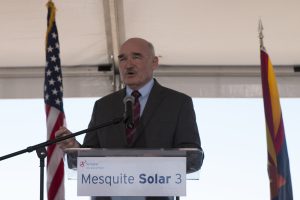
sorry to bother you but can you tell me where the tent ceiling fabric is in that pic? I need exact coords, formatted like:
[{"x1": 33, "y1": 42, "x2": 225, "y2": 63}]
[
  {"x1": 0, "y1": 0, "x2": 299, "y2": 98},
  {"x1": 0, "y1": 0, "x2": 109, "y2": 67},
  {"x1": 123, "y1": 0, "x2": 300, "y2": 65},
  {"x1": 0, "y1": 0, "x2": 300, "y2": 67}
]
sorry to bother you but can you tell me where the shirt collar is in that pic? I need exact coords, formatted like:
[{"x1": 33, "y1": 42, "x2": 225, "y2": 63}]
[{"x1": 126, "y1": 79, "x2": 154, "y2": 98}]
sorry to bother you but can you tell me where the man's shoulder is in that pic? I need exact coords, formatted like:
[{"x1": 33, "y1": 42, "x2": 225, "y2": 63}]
[
  {"x1": 94, "y1": 89, "x2": 125, "y2": 105},
  {"x1": 155, "y1": 81, "x2": 191, "y2": 100}
]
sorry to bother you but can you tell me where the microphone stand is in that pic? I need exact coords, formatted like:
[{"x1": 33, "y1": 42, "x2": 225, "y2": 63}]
[{"x1": 0, "y1": 116, "x2": 124, "y2": 200}]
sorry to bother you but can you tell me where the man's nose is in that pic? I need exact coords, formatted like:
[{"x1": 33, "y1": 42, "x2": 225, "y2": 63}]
[{"x1": 124, "y1": 58, "x2": 133, "y2": 68}]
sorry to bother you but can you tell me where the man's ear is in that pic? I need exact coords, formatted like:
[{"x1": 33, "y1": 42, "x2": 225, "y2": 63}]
[{"x1": 152, "y1": 56, "x2": 159, "y2": 70}]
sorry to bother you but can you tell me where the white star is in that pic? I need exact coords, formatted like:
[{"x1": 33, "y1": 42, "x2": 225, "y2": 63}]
[
  {"x1": 55, "y1": 99, "x2": 61, "y2": 105},
  {"x1": 52, "y1": 89, "x2": 58, "y2": 95},
  {"x1": 49, "y1": 79, "x2": 55, "y2": 85},
  {"x1": 47, "y1": 46, "x2": 53, "y2": 52},
  {"x1": 55, "y1": 42, "x2": 59, "y2": 49},
  {"x1": 52, "y1": 32, "x2": 57, "y2": 39},
  {"x1": 44, "y1": 86, "x2": 47, "y2": 91},
  {"x1": 54, "y1": 65, "x2": 60, "y2": 72},
  {"x1": 47, "y1": 69, "x2": 52, "y2": 76},
  {"x1": 51, "y1": 55, "x2": 57, "y2": 62},
  {"x1": 57, "y1": 76, "x2": 62, "y2": 82},
  {"x1": 45, "y1": 94, "x2": 49, "y2": 100},
  {"x1": 60, "y1": 86, "x2": 63, "y2": 92}
]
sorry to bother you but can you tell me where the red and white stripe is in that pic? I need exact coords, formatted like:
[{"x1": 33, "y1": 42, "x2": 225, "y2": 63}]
[{"x1": 46, "y1": 105, "x2": 65, "y2": 200}]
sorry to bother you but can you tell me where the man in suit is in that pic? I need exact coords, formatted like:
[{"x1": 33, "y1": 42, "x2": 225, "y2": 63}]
[{"x1": 56, "y1": 38, "x2": 203, "y2": 200}]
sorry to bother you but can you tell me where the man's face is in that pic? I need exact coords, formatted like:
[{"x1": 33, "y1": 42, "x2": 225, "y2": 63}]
[{"x1": 118, "y1": 38, "x2": 158, "y2": 90}]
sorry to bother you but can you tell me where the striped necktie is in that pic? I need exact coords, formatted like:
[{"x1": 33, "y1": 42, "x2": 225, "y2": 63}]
[{"x1": 126, "y1": 90, "x2": 141, "y2": 144}]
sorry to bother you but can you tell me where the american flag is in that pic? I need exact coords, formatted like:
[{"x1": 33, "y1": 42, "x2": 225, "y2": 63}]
[{"x1": 44, "y1": 1, "x2": 65, "y2": 200}]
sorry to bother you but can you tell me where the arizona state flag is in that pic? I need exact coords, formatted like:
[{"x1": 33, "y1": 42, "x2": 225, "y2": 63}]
[{"x1": 260, "y1": 47, "x2": 293, "y2": 200}]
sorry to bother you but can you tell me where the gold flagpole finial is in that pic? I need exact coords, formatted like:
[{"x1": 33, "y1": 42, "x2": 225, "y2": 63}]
[{"x1": 258, "y1": 19, "x2": 265, "y2": 50}]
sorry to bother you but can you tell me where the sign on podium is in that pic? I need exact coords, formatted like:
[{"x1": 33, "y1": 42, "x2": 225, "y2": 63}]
[{"x1": 65, "y1": 148, "x2": 203, "y2": 197}]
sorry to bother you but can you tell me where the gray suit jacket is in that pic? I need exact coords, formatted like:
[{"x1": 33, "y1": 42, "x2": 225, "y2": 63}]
[{"x1": 82, "y1": 80, "x2": 202, "y2": 200}]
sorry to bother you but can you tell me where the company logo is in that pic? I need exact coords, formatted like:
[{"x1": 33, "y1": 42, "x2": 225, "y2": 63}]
[
  {"x1": 80, "y1": 160, "x2": 87, "y2": 167},
  {"x1": 79, "y1": 159, "x2": 103, "y2": 169}
]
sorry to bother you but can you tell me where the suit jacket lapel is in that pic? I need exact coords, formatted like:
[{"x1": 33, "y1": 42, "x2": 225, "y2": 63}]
[
  {"x1": 141, "y1": 80, "x2": 164, "y2": 126},
  {"x1": 111, "y1": 89, "x2": 127, "y2": 146}
]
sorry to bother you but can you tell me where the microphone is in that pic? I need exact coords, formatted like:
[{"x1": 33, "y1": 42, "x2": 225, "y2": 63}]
[{"x1": 123, "y1": 96, "x2": 134, "y2": 129}]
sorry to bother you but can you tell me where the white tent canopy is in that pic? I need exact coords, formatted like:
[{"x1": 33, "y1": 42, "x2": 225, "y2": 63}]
[{"x1": 0, "y1": 0, "x2": 299, "y2": 98}]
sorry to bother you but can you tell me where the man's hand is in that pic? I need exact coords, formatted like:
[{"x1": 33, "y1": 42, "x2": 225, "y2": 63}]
[{"x1": 55, "y1": 126, "x2": 80, "y2": 150}]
